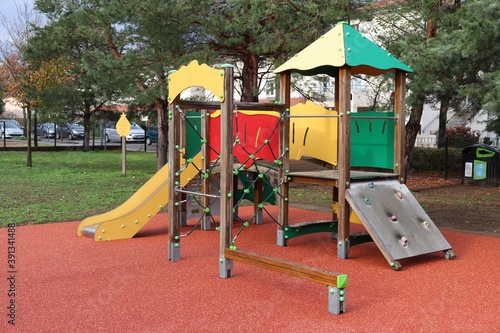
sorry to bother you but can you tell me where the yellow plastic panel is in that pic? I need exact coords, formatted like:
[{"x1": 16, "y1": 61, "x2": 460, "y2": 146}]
[
  {"x1": 168, "y1": 60, "x2": 225, "y2": 103},
  {"x1": 274, "y1": 24, "x2": 346, "y2": 74},
  {"x1": 332, "y1": 202, "x2": 362, "y2": 224},
  {"x1": 289, "y1": 101, "x2": 338, "y2": 166}
]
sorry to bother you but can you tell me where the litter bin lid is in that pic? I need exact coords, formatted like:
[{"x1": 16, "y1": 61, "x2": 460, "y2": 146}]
[{"x1": 463, "y1": 144, "x2": 499, "y2": 158}]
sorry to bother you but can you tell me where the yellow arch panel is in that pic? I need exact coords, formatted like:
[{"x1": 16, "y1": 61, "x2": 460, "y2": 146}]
[
  {"x1": 168, "y1": 60, "x2": 225, "y2": 103},
  {"x1": 289, "y1": 101, "x2": 338, "y2": 166}
]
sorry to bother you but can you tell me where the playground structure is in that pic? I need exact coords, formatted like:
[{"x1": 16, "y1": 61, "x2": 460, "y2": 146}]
[{"x1": 77, "y1": 22, "x2": 456, "y2": 314}]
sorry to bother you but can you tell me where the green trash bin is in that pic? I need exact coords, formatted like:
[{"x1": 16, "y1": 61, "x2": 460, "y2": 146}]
[{"x1": 461, "y1": 144, "x2": 499, "y2": 187}]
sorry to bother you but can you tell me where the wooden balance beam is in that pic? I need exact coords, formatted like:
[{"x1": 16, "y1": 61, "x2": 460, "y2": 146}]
[{"x1": 224, "y1": 248, "x2": 348, "y2": 315}]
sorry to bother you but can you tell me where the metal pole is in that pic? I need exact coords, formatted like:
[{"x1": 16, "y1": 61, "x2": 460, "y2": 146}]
[
  {"x1": 444, "y1": 136, "x2": 448, "y2": 180},
  {"x1": 2, "y1": 121, "x2": 5, "y2": 148},
  {"x1": 122, "y1": 136, "x2": 126, "y2": 175}
]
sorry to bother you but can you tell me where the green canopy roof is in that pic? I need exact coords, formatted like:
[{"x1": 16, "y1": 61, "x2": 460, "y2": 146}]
[{"x1": 274, "y1": 22, "x2": 413, "y2": 76}]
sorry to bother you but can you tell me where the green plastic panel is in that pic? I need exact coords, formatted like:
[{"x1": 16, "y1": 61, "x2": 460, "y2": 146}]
[
  {"x1": 185, "y1": 111, "x2": 202, "y2": 158},
  {"x1": 350, "y1": 111, "x2": 394, "y2": 169},
  {"x1": 476, "y1": 148, "x2": 496, "y2": 158},
  {"x1": 236, "y1": 172, "x2": 277, "y2": 205},
  {"x1": 343, "y1": 24, "x2": 413, "y2": 73},
  {"x1": 283, "y1": 221, "x2": 338, "y2": 240}
]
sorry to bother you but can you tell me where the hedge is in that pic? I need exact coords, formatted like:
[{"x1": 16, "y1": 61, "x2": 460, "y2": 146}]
[{"x1": 409, "y1": 147, "x2": 462, "y2": 173}]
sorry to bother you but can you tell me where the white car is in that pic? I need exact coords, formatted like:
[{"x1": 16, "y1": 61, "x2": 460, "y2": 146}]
[
  {"x1": 105, "y1": 122, "x2": 145, "y2": 142},
  {"x1": 0, "y1": 121, "x2": 24, "y2": 139}
]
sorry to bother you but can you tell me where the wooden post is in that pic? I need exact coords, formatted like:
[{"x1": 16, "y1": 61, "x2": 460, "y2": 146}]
[
  {"x1": 277, "y1": 71, "x2": 291, "y2": 246},
  {"x1": 394, "y1": 69, "x2": 407, "y2": 182},
  {"x1": 337, "y1": 66, "x2": 351, "y2": 259},
  {"x1": 168, "y1": 97, "x2": 182, "y2": 261},
  {"x1": 333, "y1": 70, "x2": 340, "y2": 222},
  {"x1": 219, "y1": 65, "x2": 235, "y2": 278},
  {"x1": 201, "y1": 109, "x2": 211, "y2": 230}
]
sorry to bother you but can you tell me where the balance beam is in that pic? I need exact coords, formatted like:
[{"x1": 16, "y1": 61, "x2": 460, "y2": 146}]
[{"x1": 224, "y1": 248, "x2": 348, "y2": 314}]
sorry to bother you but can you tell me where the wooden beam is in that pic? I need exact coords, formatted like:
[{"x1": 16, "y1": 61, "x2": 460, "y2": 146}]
[
  {"x1": 219, "y1": 66, "x2": 235, "y2": 270},
  {"x1": 394, "y1": 70, "x2": 406, "y2": 182},
  {"x1": 177, "y1": 100, "x2": 287, "y2": 112},
  {"x1": 224, "y1": 249, "x2": 346, "y2": 287},
  {"x1": 337, "y1": 66, "x2": 351, "y2": 259},
  {"x1": 201, "y1": 109, "x2": 211, "y2": 230},
  {"x1": 278, "y1": 71, "x2": 291, "y2": 246},
  {"x1": 168, "y1": 97, "x2": 182, "y2": 261}
]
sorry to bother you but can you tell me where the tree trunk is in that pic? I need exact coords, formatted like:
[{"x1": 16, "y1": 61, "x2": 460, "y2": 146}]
[
  {"x1": 154, "y1": 97, "x2": 168, "y2": 169},
  {"x1": 437, "y1": 101, "x2": 449, "y2": 148},
  {"x1": 26, "y1": 107, "x2": 32, "y2": 167},
  {"x1": 241, "y1": 53, "x2": 259, "y2": 102},
  {"x1": 404, "y1": 104, "x2": 424, "y2": 178},
  {"x1": 82, "y1": 101, "x2": 92, "y2": 152}
]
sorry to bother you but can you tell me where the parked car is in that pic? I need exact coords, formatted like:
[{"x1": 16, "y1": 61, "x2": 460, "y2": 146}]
[
  {"x1": 58, "y1": 123, "x2": 84, "y2": 140},
  {"x1": 35, "y1": 123, "x2": 56, "y2": 138},
  {"x1": 105, "y1": 122, "x2": 145, "y2": 142},
  {"x1": 146, "y1": 125, "x2": 158, "y2": 145},
  {"x1": 0, "y1": 119, "x2": 23, "y2": 130},
  {"x1": 0, "y1": 120, "x2": 24, "y2": 139}
]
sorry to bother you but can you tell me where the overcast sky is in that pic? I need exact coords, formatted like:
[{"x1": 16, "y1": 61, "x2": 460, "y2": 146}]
[{"x1": 0, "y1": 0, "x2": 35, "y2": 39}]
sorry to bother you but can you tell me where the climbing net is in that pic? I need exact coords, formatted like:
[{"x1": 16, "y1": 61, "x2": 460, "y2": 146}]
[{"x1": 172, "y1": 105, "x2": 289, "y2": 244}]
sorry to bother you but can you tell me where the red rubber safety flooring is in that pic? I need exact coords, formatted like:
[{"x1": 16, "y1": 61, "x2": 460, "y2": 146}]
[{"x1": 1, "y1": 207, "x2": 499, "y2": 333}]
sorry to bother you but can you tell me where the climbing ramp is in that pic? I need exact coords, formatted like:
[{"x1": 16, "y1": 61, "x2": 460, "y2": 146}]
[{"x1": 346, "y1": 178, "x2": 455, "y2": 270}]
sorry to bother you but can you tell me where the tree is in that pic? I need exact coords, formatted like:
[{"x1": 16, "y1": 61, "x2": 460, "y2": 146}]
[
  {"x1": 0, "y1": 0, "x2": 59, "y2": 167},
  {"x1": 452, "y1": 0, "x2": 500, "y2": 134},
  {"x1": 34, "y1": 0, "x2": 206, "y2": 168},
  {"x1": 28, "y1": 1, "x2": 143, "y2": 152},
  {"x1": 197, "y1": 0, "x2": 370, "y2": 102},
  {"x1": 373, "y1": 0, "x2": 464, "y2": 175}
]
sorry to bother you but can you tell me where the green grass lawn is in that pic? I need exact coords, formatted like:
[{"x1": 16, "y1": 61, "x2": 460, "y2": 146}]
[{"x1": 0, "y1": 151, "x2": 158, "y2": 226}]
